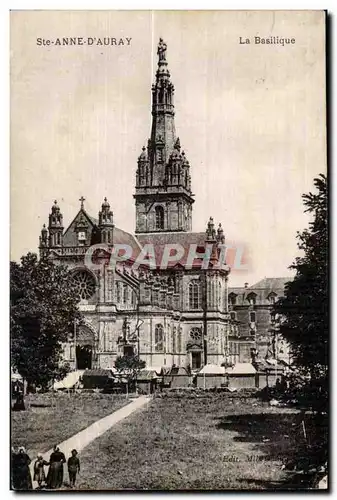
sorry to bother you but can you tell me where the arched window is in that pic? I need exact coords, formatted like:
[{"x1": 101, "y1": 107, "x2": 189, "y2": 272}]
[
  {"x1": 247, "y1": 293, "x2": 257, "y2": 306},
  {"x1": 122, "y1": 283, "x2": 128, "y2": 304},
  {"x1": 139, "y1": 165, "x2": 145, "y2": 186},
  {"x1": 160, "y1": 291, "x2": 166, "y2": 308},
  {"x1": 172, "y1": 165, "x2": 178, "y2": 184},
  {"x1": 268, "y1": 293, "x2": 277, "y2": 304},
  {"x1": 249, "y1": 311, "x2": 256, "y2": 323},
  {"x1": 218, "y1": 280, "x2": 222, "y2": 308},
  {"x1": 172, "y1": 327, "x2": 176, "y2": 353},
  {"x1": 153, "y1": 289, "x2": 159, "y2": 305},
  {"x1": 116, "y1": 282, "x2": 121, "y2": 303},
  {"x1": 155, "y1": 324, "x2": 164, "y2": 352},
  {"x1": 230, "y1": 311, "x2": 237, "y2": 321},
  {"x1": 177, "y1": 327, "x2": 182, "y2": 353},
  {"x1": 155, "y1": 206, "x2": 164, "y2": 229},
  {"x1": 189, "y1": 281, "x2": 200, "y2": 310},
  {"x1": 228, "y1": 293, "x2": 237, "y2": 306}
]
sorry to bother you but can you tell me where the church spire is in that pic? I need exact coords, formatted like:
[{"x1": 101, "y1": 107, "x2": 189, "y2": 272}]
[
  {"x1": 39, "y1": 224, "x2": 48, "y2": 254},
  {"x1": 48, "y1": 200, "x2": 64, "y2": 247},
  {"x1": 98, "y1": 197, "x2": 114, "y2": 244},
  {"x1": 134, "y1": 39, "x2": 194, "y2": 234},
  {"x1": 150, "y1": 38, "x2": 176, "y2": 178}
]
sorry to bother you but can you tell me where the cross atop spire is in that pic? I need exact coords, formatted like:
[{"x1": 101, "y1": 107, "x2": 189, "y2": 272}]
[{"x1": 79, "y1": 196, "x2": 85, "y2": 209}]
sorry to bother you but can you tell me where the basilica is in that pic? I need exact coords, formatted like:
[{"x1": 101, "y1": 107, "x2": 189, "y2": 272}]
[{"x1": 39, "y1": 39, "x2": 289, "y2": 373}]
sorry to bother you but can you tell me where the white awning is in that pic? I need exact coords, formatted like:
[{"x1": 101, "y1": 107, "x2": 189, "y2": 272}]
[
  {"x1": 198, "y1": 364, "x2": 226, "y2": 375},
  {"x1": 227, "y1": 363, "x2": 256, "y2": 375}
]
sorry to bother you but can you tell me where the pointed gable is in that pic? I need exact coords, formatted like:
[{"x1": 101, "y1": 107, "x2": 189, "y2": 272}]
[{"x1": 63, "y1": 209, "x2": 98, "y2": 247}]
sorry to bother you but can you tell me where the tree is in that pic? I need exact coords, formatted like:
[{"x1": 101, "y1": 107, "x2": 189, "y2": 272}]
[
  {"x1": 114, "y1": 354, "x2": 146, "y2": 392},
  {"x1": 275, "y1": 174, "x2": 328, "y2": 402},
  {"x1": 11, "y1": 253, "x2": 81, "y2": 390}
]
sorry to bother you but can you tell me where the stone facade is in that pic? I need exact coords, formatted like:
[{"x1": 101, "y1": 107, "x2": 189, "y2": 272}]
[
  {"x1": 227, "y1": 278, "x2": 291, "y2": 365},
  {"x1": 38, "y1": 40, "x2": 290, "y2": 372}
]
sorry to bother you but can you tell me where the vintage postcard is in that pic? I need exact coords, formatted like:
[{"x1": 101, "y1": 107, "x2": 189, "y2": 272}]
[{"x1": 10, "y1": 10, "x2": 327, "y2": 491}]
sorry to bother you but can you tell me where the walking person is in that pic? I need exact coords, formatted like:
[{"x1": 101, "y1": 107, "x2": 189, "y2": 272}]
[
  {"x1": 11, "y1": 447, "x2": 18, "y2": 490},
  {"x1": 12, "y1": 446, "x2": 32, "y2": 490},
  {"x1": 46, "y1": 445, "x2": 66, "y2": 489},
  {"x1": 12, "y1": 391, "x2": 25, "y2": 411},
  {"x1": 67, "y1": 449, "x2": 80, "y2": 488},
  {"x1": 33, "y1": 454, "x2": 49, "y2": 488}
]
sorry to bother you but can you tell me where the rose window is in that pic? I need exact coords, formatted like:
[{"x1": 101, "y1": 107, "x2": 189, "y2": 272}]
[
  {"x1": 190, "y1": 328, "x2": 202, "y2": 341},
  {"x1": 71, "y1": 270, "x2": 96, "y2": 300}
]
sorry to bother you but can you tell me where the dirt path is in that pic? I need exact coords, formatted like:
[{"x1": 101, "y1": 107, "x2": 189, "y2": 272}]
[{"x1": 30, "y1": 395, "x2": 151, "y2": 488}]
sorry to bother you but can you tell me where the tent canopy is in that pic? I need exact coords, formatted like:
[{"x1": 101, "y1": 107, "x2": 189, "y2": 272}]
[
  {"x1": 198, "y1": 364, "x2": 226, "y2": 375},
  {"x1": 137, "y1": 369, "x2": 158, "y2": 381},
  {"x1": 227, "y1": 363, "x2": 256, "y2": 375},
  {"x1": 82, "y1": 369, "x2": 114, "y2": 378}
]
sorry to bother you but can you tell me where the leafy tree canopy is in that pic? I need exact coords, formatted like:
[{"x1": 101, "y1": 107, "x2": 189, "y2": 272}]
[
  {"x1": 114, "y1": 354, "x2": 146, "y2": 382},
  {"x1": 11, "y1": 253, "x2": 81, "y2": 389},
  {"x1": 275, "y1": 174, "x2": 328, "y2": 381}
]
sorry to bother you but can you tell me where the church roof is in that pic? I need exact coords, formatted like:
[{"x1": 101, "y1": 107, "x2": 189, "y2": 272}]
[
  {"x1": 228, "y1": 287, "x2": 246, "y2": 296},
  {"x1": 228, "y1": 277, "x2": 292, "y2": 305},
  {"x1": 136, "y1": 232, "x2": 207, "y2": 268},
  {"x1": 250, "y1": 277, "x2": 291, "y2": 290},
  {"x1": 114, "y1": 227, "x2": 142, "y2": 255}
]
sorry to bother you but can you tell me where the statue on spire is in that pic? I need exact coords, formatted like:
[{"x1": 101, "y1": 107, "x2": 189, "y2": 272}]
[
  {"x1": 206, "y1": 216, "x2": 217, "y2": 241},
  {"x1": 157, "y1": 38, "x2": 167, "y2": 63}
]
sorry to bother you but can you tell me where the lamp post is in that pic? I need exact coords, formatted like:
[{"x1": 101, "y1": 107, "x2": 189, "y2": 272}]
[
  {"x1": 135, "y1": 289, "x2": 141, "y2": 359},
  {"x1": 74, "y1": 319, "x2": 77, "y2": 371},
  {"x1": 221, "y1": 319, "x2": 235, "y2": 386},
  {"x1": 202, "y1": 270, "x2": 208, "y2": 367},
  {"x1": 223, "y1": 323, "x2": 230, "y2": 385},
  {"x1": 163, "y1": 316, "x2": 167, "y2": 367},
  {"x1": 269, "y1": 314, "x2": 280, "y2": 384}
]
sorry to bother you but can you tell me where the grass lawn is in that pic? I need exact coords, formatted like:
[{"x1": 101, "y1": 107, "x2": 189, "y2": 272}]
[
  {"x1": 11, "y1": 392, "x2": 130, "y2": 459},
  {"x1": 75, "y1": 392, "x2": 325, "y2": 491}
]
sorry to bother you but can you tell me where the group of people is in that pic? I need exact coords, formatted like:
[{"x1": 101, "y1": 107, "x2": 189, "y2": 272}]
[{"x1": 11, "y1": 445, "x2": 80, "y2": 490}]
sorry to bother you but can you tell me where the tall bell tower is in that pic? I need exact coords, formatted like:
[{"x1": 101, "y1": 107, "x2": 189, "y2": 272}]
[{"x1": 134, "y1": 38, "x2": 194, "y2": 234}]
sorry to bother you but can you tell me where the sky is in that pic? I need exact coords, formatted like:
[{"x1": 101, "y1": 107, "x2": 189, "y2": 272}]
[{"x1": 10, "y1": 10, "x2": 326, "y2": 286}]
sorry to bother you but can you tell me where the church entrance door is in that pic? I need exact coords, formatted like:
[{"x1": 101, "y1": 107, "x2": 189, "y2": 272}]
[
  {"x1": 75, "y1": 324, "x2": 96, "y2": 370},
  {"x1": 76, "y1": 345, "x2": 92, "y2": 369},
  {"x1": 191, "y1": 352, "x2": 202, "y2": 370}
]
